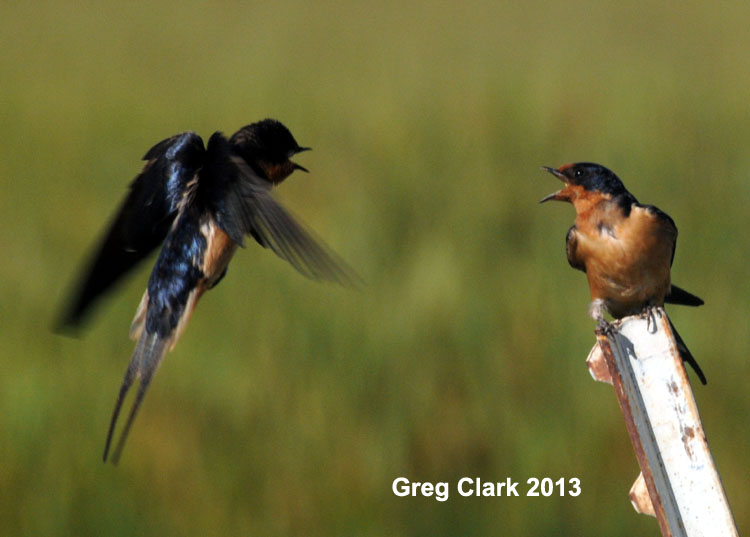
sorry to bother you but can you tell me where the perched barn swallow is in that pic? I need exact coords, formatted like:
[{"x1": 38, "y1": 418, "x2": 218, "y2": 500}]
[
  {"x1": 59, "y1": 119, "x2": 356, "y2": 463},
  {"x1": 540, "y1": 162, "x2": 706, "y2": 385}
]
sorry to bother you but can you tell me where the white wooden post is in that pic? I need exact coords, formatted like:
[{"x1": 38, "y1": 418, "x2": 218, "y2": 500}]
[{"x1": 586, "y1": 309, "x2": 738, "y2": 537}]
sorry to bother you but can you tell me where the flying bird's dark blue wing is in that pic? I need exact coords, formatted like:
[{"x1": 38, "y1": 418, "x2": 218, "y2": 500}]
[{"x1": 59, "y1": 132, "x2": 206, "y2": 328}]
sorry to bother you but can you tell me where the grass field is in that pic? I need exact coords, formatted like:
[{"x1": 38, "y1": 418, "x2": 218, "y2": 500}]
[{"x1": 1, "y1": 1, "x2": 748, "y2": 535}]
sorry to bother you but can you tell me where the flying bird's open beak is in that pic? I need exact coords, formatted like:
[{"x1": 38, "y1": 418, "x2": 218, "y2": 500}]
[
  {"x1": 292, "y1": 146, "x2": 311, "y2": 172},
  {"x1": 539, "y1": 166, "x2": 569, "y2": 203}
]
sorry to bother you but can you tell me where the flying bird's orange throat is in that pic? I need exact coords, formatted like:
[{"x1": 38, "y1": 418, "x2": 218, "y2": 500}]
[{"x1": 259, "y1": 160, "x2": 297, "y2": 184}]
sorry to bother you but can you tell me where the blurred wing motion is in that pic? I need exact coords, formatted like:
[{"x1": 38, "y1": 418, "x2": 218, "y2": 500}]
[
  {"x1": 58, "y1": 132, "x2": 206, "y2": 328},
  {"x1": 215, "y1": 156, "x2": 360, "y2": 286}
]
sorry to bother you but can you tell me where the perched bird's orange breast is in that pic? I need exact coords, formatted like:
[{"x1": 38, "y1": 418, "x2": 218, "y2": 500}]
[{"x1": 574, "y1": 202, "x2": 674, "y2": 317}]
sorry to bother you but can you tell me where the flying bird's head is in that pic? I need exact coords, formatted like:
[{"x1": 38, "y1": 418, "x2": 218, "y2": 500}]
[
  {"x1": 540, "y1": 162, "x2": 627, "y2": 205},
  {"x1": 230, "y1": 119, "x2": 311, "y2": 184}
]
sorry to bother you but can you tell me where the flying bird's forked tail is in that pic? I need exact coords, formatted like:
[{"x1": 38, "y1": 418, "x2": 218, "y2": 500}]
[{"x1": 103, "y1": 331, "x2": 170, "y2": 464}]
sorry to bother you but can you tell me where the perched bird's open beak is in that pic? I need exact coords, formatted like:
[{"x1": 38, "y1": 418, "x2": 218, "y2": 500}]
[{"x1": 539, "y1": 166, "x2": 569, "y2": 203}]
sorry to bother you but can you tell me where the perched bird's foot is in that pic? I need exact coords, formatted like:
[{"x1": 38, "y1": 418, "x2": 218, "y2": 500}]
[
  {"x1": 590, "y1": 299, "x2": 615, "y2": 336},
  {"x1": 641, "y1": 305, "x2": 662, "y2": 333},
  {"x1": 596, "y1": 317, "x2": 616, "y2": 337}
]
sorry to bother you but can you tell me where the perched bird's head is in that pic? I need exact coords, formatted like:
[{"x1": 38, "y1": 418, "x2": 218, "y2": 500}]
[
  {"x1": 540, "y1": 162, "x2": 627, "y2": 204},
  {"x1": 230, "y1": 119, "x2": 311, "y2": 183}
]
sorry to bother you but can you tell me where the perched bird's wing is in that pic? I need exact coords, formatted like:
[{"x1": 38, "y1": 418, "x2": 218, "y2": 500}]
[
  {"x1": 199, "y1": 134, "x2": 358, "y2": 285},
  {"x1": 642, "y1": 204, "x2": 678, "y2": 265},
  {"x1": 103, "y1": 329, "x2": 171, "y2": 464},
  {"x1": 565, "y1": 225, "x2": 586, "y2": 272},
  {"x1": 59, "y1": 132, "x2": 206, "y2": 328},
  {"x1": 641, "y1": 204, "x2": 704, "y2": 307}
]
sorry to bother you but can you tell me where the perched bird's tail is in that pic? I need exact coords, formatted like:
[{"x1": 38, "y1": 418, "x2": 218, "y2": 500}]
[
  {"x1": 103, "y1": 331, "x2": 170, "y2": 464},
  {"x1": 668, "y1": 318, "x2": 707, "y2": 385},
  {"x1": 666, "y1": 285, "x2": 704, "y2": 307}
]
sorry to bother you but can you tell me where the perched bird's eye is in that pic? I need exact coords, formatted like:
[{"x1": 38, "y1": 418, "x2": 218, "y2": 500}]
[{"x1": 574, "y1": 169, "x2": 584, "y2": 178}]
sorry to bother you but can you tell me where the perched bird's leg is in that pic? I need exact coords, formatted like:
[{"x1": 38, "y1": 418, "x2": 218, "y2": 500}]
[
  {"x1": 588, "y1": 298, "x2": 606, "y2": 322},
  {"x1": 596, "y1": 318, "x2": 616, "y2": 337},
  {"x1": 590, "y1": 299, "x2": 615, "y2": 336}
]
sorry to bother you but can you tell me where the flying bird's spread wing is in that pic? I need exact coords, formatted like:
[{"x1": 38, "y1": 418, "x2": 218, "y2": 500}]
[
  {"x1": 59, "y1": 132, "x2": 206, "y2": 328},
  {"x1": 235, "y1": 163, "x2": 357, "y2": 285},
  {"x1": 197, "y1": 140, "x2": 358, "y2": 286}
]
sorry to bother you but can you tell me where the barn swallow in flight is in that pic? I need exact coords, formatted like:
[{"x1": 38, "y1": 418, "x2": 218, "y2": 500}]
[
  {"x1": 59, "y1": 119, "x2": 356, "y2": 463},
  {"x1": 540, "y1": 162, "x2": 706, "y2": 385}
]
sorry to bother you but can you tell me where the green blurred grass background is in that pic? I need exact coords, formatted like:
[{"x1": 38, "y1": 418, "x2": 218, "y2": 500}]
[{"x1": 1, "y1": 0, "x2": 748, "y2": 535}]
